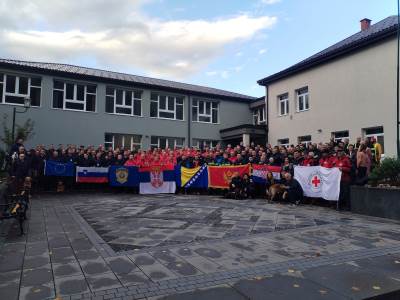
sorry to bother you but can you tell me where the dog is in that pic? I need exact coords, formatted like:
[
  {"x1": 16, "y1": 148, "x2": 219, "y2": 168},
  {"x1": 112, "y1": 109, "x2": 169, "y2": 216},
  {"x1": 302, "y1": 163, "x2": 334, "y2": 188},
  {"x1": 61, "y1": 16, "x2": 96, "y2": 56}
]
[{"x1": 267, "y1": 184, "x2": 286, "y2": 202}]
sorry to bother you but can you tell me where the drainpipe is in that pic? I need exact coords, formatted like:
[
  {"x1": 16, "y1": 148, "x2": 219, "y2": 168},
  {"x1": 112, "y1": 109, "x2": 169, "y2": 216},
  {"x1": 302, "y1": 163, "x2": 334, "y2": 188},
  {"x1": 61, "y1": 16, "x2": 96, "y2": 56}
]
[
  {"x1": 266, "y1": 86, "x2": 269, "y2": 145},
  {"x1": 187, "y1": 95, "x2": 191, "y2": 147},
  {"x1": 397, "y1": 0, "x2": 400, "y2": 158}
]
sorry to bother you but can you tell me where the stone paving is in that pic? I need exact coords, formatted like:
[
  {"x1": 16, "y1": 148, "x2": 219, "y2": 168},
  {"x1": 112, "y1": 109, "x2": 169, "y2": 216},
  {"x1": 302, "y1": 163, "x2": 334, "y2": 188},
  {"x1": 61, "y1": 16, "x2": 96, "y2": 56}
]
[{"x1": 1, "y1": 192, "x2": 400, "y2": 299}]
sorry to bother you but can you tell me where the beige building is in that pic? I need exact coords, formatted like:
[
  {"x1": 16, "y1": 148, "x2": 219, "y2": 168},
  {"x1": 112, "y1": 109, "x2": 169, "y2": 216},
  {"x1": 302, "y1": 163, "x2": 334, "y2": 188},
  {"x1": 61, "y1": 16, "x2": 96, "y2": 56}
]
[{"x1": 258, "y1": 16, "x2": 399, "y2": 157}]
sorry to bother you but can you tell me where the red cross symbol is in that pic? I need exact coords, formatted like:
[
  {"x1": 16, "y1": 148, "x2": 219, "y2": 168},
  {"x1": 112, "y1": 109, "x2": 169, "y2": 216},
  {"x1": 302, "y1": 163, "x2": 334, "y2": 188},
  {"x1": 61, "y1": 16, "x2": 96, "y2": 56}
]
[{"x1": 311, "y1": 176, "x2": 321, "y2": 187}]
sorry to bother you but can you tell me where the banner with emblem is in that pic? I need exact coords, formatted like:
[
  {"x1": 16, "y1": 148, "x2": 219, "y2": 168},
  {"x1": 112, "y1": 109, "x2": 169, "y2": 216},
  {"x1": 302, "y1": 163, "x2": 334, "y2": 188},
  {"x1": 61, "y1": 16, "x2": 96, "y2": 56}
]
[
  {"x1": 208, "y1": 165, "x2": 250, "y2": 189},
  {"x1": 109, "y1": 166, "x2": 139, "y2": 187},
  {"x1": 139, "y1": 165, "x2": 176, "y2": 194},
  {"x1": 251, "y1": 165, "x2": 281, "y2": 183},
  {"x1": 294, "y1": 166, "x2": 341, "y2": 201}
]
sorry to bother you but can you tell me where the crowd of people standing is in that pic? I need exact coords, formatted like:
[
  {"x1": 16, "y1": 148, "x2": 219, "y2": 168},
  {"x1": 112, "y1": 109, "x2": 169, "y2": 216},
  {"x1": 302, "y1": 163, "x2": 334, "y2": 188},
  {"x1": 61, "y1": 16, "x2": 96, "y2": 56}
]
[{"x1": 6, "y1": 136, "x2": 382, "y2": 207}]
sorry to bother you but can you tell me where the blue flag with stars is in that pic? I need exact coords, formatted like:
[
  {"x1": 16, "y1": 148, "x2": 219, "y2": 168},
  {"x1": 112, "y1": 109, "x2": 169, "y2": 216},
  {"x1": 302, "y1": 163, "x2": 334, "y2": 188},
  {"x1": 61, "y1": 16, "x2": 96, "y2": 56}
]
[{"x1": 179, "y1": 164, "x2": 208, "y2": 189}]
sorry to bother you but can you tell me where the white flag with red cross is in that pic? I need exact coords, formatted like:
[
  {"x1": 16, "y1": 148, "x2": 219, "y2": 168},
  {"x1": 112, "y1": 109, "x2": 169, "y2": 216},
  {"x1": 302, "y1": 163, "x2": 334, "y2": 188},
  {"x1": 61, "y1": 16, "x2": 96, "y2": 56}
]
[{"x1": 294, "y1": 166, "x2": 341, "y2": 201}]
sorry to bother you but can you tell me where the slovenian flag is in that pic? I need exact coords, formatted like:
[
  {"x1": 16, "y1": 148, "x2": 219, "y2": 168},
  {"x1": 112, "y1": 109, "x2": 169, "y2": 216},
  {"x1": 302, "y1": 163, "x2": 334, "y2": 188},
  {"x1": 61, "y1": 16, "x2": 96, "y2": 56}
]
[
  {"x1": 139, "y1": 165, "x2": 176, "y2": 194},
  {"x1": 252, "y1": 165, "x2": 281, "y2": 183},
  {"x1": 76, "y1": 167, "x2": 109, "y2": 183},
  {"x1": 179, "y1": 165, "x2": 208, "y2": 189}
]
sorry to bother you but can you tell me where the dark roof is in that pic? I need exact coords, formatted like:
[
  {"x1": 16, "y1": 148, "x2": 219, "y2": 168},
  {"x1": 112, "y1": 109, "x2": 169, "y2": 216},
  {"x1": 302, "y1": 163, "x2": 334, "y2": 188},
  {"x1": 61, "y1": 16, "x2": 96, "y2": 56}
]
[
  {"x1": 0, "y1": 58, "x2": 256, "y2": 102},
  {"x1": 258, "y1": 15, "x2": 398, "y2": 86}
]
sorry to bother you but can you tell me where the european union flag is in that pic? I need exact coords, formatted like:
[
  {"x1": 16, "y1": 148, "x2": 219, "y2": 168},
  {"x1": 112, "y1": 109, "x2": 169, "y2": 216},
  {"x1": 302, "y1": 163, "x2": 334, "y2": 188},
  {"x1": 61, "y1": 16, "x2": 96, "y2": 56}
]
[
  {"x1": 109, "y1": 166, "x2": 139, "y2": 187},
  {"x1": 44, "y1": 160, "x2": 75, "y2": 177}
]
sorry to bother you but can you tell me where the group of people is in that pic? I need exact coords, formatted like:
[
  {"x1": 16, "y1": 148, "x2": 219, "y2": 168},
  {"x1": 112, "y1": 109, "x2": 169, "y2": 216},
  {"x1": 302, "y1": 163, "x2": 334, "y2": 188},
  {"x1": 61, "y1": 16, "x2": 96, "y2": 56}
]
[{"x1": 5, "y1": 136, "x2": 383, "y2": 208}]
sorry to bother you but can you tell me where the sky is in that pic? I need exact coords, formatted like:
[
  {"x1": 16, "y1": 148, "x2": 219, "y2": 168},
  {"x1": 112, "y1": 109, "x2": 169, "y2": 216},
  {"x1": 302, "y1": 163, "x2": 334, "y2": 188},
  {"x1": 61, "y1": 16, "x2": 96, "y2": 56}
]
[{"x1": 0, "y1": 0, "x2": 396, "y2": 97}]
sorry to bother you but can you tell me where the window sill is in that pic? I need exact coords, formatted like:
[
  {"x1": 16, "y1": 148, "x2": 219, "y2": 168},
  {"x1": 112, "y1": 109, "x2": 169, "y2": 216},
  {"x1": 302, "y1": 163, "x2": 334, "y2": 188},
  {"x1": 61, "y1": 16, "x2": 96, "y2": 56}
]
[
  {"x1": 105, "y1": 112, "x2": 143, "y2": 118},
  {"x1": 192, "y1": 121, "x2": 220, "y2": 125},
  {"x1": 149, "y1": 116, "x2": 186, "y2": 122},
  {"x1": 296, "y1": 108, "x2": 310, "y2": 113},
  {"x1": 51, "y1": 107, "x2": 98, "y2": 114},
  {"x1": 0, "y1": 102, "x2": 41, "y2": 109},
  {"x1": 278, "y1": 113, "x2": 289, "y2": 117}
]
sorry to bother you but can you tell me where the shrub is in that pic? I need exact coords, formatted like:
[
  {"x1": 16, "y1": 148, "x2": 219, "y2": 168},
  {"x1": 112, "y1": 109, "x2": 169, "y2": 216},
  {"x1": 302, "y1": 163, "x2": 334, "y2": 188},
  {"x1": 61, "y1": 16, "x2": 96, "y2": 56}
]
[{"x1": 369, "y1": 158, "x2": 400, "y2": 186}]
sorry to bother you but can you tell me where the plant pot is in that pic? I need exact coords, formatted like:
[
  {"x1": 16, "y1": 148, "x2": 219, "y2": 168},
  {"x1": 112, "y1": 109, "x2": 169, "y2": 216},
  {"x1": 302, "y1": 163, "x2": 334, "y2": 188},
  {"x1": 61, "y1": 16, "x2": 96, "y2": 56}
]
[{"x1": 350, "y1": 185, "x2": 400, "y2": 221}]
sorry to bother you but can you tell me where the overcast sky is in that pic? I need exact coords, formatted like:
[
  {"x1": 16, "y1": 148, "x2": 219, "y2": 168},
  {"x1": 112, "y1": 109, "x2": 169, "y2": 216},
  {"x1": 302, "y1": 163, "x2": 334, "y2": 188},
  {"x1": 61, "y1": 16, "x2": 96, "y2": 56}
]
[{"x1": 0, "y1": 0, "x2": 396, "y2": 96}]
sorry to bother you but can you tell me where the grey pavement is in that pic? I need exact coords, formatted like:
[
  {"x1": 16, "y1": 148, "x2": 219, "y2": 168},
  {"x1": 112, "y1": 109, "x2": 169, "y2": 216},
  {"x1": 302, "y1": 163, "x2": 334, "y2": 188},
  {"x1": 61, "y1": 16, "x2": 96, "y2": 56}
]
[{"x1": 1, "y1": 192, "x2": 400, "y2": 299}]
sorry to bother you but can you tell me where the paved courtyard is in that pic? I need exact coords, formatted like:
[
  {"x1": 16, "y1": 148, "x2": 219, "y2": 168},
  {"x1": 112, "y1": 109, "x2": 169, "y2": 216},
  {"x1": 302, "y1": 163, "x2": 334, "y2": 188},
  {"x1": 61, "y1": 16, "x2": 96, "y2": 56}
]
[{"x1": 2, "y1": 193, "x2": 400, "y2": 299}]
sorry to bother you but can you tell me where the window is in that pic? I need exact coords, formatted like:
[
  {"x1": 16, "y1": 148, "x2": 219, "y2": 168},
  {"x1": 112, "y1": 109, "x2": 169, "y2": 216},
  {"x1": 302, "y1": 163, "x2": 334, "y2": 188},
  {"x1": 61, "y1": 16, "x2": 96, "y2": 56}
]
[
  {"x1": 278, "y1": 138, "x2": 289, "y2": 147},
  {"x1": 364, "y1": 126, "x2": 384, "y2": 153},
  {"x1": 253, "y1": 106, "x2": 266, "y2": 125},
  {"x1": 332, "y1": 130, "x2": 349, "y2": 142},
  {"x1": 105, "y1": 87, "x2": 142, "y2": 116},
  {"x1": 192, "y1": 139, "x2": 219, "y2": 149},
  {"x1": 278, "y1": 93, "x2": 289, "y2": 116},
  {"x1": 53, "y1": 80, "x2": 96, "y2": 112},
  {"x1": 104, "y1": 133, "x2": 141, "y2": 150},
  {"x1": 192, "y1": 99, "x2": 219, "y2": 123},
  {"x1": 150, "y1": 93, "x2": 184, "y2": 120},
  {"x1": 150, "y1": 136, "x2": 185, "y2": 149},
  {"x1": 298, "y1": 135, "x2": 312, "y2": 147},
  {"x1": 0, "y1": 73, "x2": 41, "y2": 106},
  {"x1": 296, "y1": 87, "x2": 309, "y2": 112}
]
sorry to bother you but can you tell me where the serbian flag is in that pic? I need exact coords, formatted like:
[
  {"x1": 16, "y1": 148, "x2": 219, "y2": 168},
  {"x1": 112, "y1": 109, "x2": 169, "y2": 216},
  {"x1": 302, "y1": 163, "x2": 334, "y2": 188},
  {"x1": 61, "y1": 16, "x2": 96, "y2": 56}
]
[
  {"x1": 208, "y1": 165, "x2": 250, "y2": 189},
  {"x1": 76, "y1": 167, "x2": 109, "y2": 183},
  {"x1": 294, "y1": 166, "x2": 341, "y2": 201},
  {"x1": 139, "y1": 164, "x2": 176, "y2": 194},
  {"x1": 178, "y1": 165, "x2": 208, "y2": 189},
  {"x1": 252, "y1": 165, "x2": 281, "y2": 183}
]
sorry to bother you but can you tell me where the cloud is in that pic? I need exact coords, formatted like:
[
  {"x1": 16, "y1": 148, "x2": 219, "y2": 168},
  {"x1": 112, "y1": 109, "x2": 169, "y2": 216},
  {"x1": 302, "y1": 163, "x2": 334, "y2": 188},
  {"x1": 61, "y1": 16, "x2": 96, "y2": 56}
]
[
  {"x1": 0, "y1": 0, "x2": 277, "y2": 79},
  {"x1": 258, "y1": 48, "x2": 267, "y2": 55},
  {"x1": 206, "y1": 70, "x2": 230, "y2": 79},
  {"x1": 261, "y1": 0, "x2": 281, "y2": 4}
]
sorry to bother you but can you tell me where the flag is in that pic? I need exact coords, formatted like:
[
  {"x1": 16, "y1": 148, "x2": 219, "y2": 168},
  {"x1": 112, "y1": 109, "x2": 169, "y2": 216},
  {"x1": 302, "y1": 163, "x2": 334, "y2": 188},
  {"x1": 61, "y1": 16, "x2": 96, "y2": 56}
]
[
  {"x1": 252, "y1": 165, "x2": 281, "y2": 183},
  {"x1": 76, "y1": 167, "x2": 109, "y2": 183},
  {"x1": 180, "y1": 165, "x2": 208, "y2": 189},
  {"x1": 294, "y1": 166, "x2": 341, "y2": 201},
  {"x1": 208, "y1": 165, "x2": 250, "y2": 189},
  {"x1": 44, "y1": 160, "x2": 75, "y2": 177},
  {"x1": 139, "y1": 165, "x2": 176, "y2": 194},
  {"x1": 109, "y1": 166, "x2": 139, "y2": 187}
]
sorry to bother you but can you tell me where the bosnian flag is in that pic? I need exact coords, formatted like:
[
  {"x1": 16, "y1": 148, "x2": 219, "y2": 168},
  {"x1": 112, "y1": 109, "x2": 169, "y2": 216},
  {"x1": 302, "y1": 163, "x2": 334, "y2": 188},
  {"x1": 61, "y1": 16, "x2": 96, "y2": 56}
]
[
  {"x1": 252, "y1": 165, "x2": 281, "y2": 184},
  {"x1": 139, "y1": 164, "x2": 176, "y2": 194},
  {"x1": 76, "y1": 167, "x2": 109, "y2": 183}
]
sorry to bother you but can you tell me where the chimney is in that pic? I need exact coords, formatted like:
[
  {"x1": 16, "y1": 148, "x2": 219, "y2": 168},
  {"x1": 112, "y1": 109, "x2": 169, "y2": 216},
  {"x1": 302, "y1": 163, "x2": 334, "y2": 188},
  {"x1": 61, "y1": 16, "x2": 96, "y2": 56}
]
[{"x1": 360, "y1": 18, "x2": 371, "y2": 31}]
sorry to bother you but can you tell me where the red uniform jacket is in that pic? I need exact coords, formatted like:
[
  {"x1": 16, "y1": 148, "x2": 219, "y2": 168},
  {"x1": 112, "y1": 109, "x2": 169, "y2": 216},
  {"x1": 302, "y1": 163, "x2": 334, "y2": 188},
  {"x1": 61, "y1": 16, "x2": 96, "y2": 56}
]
[
  {"x1": 319, "y1": 157, "x2": 334, "y2": 168},
  {"x1": 332, "y1": 156, "x2": 352, "y2": 182}
]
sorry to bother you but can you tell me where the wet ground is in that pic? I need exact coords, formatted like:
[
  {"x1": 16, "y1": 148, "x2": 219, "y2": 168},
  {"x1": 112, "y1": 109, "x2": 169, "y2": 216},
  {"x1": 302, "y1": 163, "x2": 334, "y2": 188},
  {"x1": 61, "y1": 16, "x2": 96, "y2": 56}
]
[{"x1": 1, "y1": 193, "x2": 400, "y2": 300}]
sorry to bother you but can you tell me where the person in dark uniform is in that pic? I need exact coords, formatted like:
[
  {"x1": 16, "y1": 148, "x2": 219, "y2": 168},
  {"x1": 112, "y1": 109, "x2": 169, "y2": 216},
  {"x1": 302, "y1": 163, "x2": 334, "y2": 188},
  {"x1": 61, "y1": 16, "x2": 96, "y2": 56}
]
[{"x1": 282, "y1": 172, "x2": 303, "y2": 205}]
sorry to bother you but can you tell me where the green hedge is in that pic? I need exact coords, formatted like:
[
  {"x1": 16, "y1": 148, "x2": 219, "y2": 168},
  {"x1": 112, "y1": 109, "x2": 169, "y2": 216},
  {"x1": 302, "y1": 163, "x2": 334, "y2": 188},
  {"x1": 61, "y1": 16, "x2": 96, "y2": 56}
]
[{"x1": 369, "y1": 158, "x2": 400, "y2": 186}]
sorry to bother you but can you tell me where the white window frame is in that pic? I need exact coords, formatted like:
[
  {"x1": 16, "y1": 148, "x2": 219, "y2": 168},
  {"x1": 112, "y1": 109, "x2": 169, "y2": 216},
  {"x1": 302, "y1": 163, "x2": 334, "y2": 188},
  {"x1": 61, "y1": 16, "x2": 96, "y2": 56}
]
[
  {"x1": 192, "y1": 99, "x2": 219, "y2": 124},
  {"x1": 1, "y1": 74, "x2": 41, "y2": 107},
  {"x1": 53, "y1": 81, "x2": 97, "y2": 112},
  {"x1": 298, "y1": 135, "x2": 312, "y2": 147},
  {"x1": 150, "y1": 136, "x2": 185, "y2": 149},
  {"x1": 364, "y1": 126, "x2": 384, "y2": 154},
  {"x1": 193, "y1": 139, "x2": 219, "y2": 149},
  {"x1": 332, "y1": 130, "x2": 349, "y2": 142},
  {"x1": 106, "y1": 87, "x2": 142, "y2": 117},
  {"x1": 105, "y1": 133, "x2": 141, "y2": 150},
  {"x1": 253, "y1": 106, "x2": 266, "y2": 125},
  {"x1": 278, "y1": 94, "x2": 289, "y2": 116},
  {"x1": 296, "y1": 87, "x2": 309, "y2": 112},
  {"x1": 150, "y1": 93, "x2": 184, "y2": 121},
  {"x1": 278, "y1": 138, "x2": 289, "y2": 147}
]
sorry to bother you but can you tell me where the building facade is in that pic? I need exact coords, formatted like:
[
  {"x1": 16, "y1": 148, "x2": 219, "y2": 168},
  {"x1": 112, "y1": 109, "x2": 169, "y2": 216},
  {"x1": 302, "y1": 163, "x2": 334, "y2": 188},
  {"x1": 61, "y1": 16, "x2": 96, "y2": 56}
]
[
  {"x1": 258, "y1": 16, "x2": 399, "y2": 157},
  {"x1": 0, "y1": 59, "x2": 264, "y2": 150}
]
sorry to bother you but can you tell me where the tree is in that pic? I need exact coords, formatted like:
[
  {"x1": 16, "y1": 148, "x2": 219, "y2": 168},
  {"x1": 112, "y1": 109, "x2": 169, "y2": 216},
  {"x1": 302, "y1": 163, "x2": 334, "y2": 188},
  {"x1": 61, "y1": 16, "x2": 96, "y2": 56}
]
[{"x1": 1, "y1": 114, "x2": 35, "y2": 151}]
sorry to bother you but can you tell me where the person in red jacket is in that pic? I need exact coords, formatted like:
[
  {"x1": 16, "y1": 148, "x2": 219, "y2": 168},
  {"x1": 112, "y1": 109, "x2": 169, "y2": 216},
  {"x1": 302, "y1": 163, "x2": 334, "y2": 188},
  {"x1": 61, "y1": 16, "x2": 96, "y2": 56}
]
[
  {"x1": 301, "y1": 152, "x2": 316, "y2": 166},
  {"x1": 319, "y1": 151, "x2": 334, "y2": 168},
  {"x1": 332, "y1": 148, "x2": 352, "y2": 210}
]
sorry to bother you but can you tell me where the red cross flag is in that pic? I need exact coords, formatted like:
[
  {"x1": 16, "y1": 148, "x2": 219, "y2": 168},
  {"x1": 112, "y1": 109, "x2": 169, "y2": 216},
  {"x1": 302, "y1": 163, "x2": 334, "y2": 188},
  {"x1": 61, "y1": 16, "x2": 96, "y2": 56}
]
[{"x1": 294, "y1": 166, "x2": 341, "y2": 201}]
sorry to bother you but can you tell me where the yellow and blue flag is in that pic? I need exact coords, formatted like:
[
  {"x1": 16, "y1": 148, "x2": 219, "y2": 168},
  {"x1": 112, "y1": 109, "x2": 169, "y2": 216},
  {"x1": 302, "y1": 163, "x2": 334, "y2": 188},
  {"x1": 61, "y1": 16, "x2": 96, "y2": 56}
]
[{"x1": 179, "y1": 164, "x2": 208, "y2": 189}]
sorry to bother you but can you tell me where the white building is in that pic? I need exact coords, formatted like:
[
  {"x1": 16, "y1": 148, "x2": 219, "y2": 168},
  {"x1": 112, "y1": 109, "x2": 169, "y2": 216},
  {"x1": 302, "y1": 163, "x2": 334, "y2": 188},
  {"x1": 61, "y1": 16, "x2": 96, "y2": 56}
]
[{"x1": 258, "y1": 16, "x2": 399, "y2": 157}]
